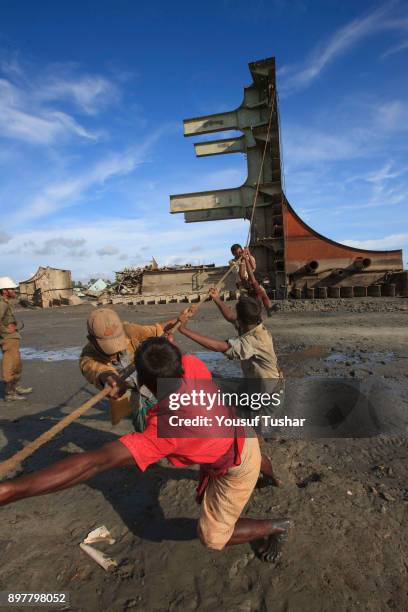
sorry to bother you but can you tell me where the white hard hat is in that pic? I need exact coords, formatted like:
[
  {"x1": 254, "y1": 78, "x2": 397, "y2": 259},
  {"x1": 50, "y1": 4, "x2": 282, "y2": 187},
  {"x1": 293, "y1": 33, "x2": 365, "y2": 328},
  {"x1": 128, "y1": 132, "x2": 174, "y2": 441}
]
[{"x1": 0, "y1": 276, "x2": 18, "y2": 290}]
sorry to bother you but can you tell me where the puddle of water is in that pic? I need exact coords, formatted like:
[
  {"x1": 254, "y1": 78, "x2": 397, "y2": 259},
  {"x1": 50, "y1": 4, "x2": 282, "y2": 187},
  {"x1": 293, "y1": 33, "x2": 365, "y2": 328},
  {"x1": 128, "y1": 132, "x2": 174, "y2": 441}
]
[
  {"x1": 20, "y1": 347, "x2": 82, "y2": 361},
  {"x1": 325, "y1": 351, "x2": 395, "y2": 366},
  {"x1": 194, "y1": 351, "x2": 242, "y2": 377},
  {"x1": 19, "y1": 343, "x2": 396, "y2": 379},
  {"x1": 281, "y1": 345, "x2": 327, "y2": 363},
  {"x1": 19, "y1": 346, "x2": 243, "y2": 377}
]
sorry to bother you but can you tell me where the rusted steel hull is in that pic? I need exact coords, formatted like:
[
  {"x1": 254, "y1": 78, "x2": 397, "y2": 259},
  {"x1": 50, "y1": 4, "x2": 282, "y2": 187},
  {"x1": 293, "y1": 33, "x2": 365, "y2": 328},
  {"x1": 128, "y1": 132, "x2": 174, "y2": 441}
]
[{"x1": 283, "y1": 199, "x2": 402, "y2": 292}]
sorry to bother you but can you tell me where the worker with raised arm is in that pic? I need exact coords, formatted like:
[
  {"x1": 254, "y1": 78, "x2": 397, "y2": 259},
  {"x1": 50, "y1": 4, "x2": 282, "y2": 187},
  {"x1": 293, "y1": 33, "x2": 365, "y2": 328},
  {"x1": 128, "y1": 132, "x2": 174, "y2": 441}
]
[
  {"x1": 177, "y1": 295, "x2": 283, "y2": 486},
  {"x1": 0, "y1": 276, "x2": 32, "y2": 401},
  {"x1": 229, "y1": 243, "x2": 256, "y2": 297},
  {"x1": 0, "y1": 337, "x2": 291, "y2": 562},
  {"x1": 179, "y1": 294, "x2": 280, "y2": 379},
  {"x1": 79, "y1": 307, "x2": 180, "y2": 429},
  {"x1": 230, "y1": 245, "x2": 273, "y2": 316}
]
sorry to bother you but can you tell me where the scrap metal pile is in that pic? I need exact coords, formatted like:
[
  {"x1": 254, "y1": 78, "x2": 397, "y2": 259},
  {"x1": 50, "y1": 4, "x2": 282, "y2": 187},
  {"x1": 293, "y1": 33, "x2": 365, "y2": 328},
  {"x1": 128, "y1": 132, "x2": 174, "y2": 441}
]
[
  {"x1": 96, "y1": 261, "x2": 235, "y2": 306},
  {"x1": 113, "y1": 267, "x2": 144, "y2": 295}
]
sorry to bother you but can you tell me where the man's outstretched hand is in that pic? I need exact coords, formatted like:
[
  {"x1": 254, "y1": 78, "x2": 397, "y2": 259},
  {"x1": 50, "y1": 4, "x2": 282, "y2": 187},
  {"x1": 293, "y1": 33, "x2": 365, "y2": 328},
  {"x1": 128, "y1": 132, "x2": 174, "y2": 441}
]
[
  {"x1": 98, "y1": 372, "x2": 128, "y2": 399},
  {"x1": 177, "y1": 305, "x2": 197, "y2": 328},
  {"x1": 209, "y1": 287, "x2": 220, "y2": 300}
]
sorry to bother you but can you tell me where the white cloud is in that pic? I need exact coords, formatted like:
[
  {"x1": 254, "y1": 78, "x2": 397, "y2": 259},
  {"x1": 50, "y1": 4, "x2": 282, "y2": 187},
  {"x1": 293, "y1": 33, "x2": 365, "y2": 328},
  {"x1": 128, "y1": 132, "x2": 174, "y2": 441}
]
[
  {"x1": 7, "y1": 122, "x2": 193, "y2": 226},
  {"x1": 97, "y1": 245, "x2": 120, "y2": 256},
  {"x1": 280, "y1": 2, "x2": 407, "y2": 94},
  {"x1": 375, "y1": 100, "x2": 408, "y2": 131},
  {"x1": 34, "y1": 237, "x2": 87, "y2": 257},
  {"x1": 0, "y1": 76, "x2": 98, "y2": 144},
  {"x1": 0, "y1": 55, "x2": 121, "y2": 145},
  {"x1": 343, "y1": 232, "x2": 408, "y2": 250},
  {"x1": 346, "y1": 160, "x2": 407, "y2": 188},
  {"x1": 382, "y1": 38, "x2": 408, "y2": 58},
  {"x1": 284, "y1": 125, "x2": 362, "y2": 166},
  {"x1": 0, "y1": 230, "x2": 11, "y2": 244},
  {"x1": 0, "y1": 216, "x2": 247, "y2": 282},
  {"x1": 11, "y1": 141, "x2": 156, "y2": 224},
  {"x1": 37, "y1": 75, "x2": 119, "y2": 114},
  {"x1": 282, "y1": 97, "x2": 408, "y2": 174},
  {"x1": 364, "y1": 161, "x2": 402, "y2": 183},
  {"x1": 331, "y1": 161, "x2": 408, "y2": 213}
]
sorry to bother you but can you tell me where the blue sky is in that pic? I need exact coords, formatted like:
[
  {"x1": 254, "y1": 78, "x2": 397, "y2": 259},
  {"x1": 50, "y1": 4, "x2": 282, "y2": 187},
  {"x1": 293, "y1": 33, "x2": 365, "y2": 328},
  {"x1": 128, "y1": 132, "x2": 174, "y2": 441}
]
[{"x1": 0, "y1": 0, "x2": 407, "y2": 282}]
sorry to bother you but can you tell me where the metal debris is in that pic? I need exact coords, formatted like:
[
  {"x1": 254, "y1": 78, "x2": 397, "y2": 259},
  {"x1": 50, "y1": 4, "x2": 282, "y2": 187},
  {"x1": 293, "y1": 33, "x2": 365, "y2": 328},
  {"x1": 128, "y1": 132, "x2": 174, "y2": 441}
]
[
  {"x1": 79, "y1": 543, "x2": 118, "y2": 572},
  {"x1": 83, "y1": 525, "x2": 115, "y2": 546}
]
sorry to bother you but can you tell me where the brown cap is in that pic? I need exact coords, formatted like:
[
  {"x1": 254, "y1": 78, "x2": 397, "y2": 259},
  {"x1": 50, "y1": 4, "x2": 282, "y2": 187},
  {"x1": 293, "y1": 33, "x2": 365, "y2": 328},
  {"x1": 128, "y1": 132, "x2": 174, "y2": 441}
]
[{"x1": 87, "y1": 308, "x2": 128, "y2": 355}]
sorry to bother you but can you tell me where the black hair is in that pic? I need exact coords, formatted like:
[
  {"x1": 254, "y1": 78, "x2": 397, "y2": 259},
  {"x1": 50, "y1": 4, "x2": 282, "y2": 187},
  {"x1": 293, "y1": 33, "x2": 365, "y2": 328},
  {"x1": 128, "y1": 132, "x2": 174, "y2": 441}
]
[
  {"x1": 230, "y1": 243, "x2": 242, "y2": 254},
  {"x1": 235, "y1": 296, "x2": 262, "y2": 325},
  {"x1": 135, "y1": 337, "x2": 184, "y2": 394}
]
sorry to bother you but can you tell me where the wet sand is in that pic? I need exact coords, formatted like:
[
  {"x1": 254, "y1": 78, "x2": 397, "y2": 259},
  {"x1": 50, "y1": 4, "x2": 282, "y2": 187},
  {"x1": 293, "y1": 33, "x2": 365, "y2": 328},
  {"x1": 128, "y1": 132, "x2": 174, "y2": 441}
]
[{"x1": 0, "y1": 300, "x2": 407, "y2": 611}]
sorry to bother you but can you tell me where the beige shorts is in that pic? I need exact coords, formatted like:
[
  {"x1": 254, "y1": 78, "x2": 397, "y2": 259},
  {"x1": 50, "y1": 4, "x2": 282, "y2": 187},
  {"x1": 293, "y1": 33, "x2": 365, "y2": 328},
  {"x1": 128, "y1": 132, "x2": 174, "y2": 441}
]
[{"x1": 198, "y1": 436, "x2": 261, "y2": 550}]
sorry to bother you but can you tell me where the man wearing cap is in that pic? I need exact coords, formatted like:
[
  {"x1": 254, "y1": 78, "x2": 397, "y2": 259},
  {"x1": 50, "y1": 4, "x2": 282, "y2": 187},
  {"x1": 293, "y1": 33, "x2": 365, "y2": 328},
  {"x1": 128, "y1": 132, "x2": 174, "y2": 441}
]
[
  {"x1": 79, "y1": 308, "x2": 179, "y2": 430},
  {"x1": 0, "y1": 277, "x2": 32, "y2": 401}
]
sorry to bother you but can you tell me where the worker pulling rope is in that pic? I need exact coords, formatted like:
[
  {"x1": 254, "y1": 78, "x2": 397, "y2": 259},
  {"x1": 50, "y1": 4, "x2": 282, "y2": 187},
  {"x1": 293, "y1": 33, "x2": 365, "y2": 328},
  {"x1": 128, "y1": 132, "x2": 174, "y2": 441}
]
[{"x1": 0, "y1": 96, "x2": 276, "y2": 479}]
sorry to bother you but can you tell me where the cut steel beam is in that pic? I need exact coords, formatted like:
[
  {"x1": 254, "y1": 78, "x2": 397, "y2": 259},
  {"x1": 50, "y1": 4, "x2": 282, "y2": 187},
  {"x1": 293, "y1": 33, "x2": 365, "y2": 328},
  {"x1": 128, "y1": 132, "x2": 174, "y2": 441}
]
[
  {"x1": 194, "y1": 136, "x2": 245, "y2": 157},
  {"x1": 184, "y1": 208, "x2": 245, "y2": 222}
]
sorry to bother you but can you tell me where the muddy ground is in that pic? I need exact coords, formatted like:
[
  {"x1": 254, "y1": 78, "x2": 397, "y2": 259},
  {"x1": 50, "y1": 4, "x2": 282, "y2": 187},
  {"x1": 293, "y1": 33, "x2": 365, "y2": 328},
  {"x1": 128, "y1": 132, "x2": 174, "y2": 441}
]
[{"x1": 0, "y1": 299, "x2": 407, "y2": 612}]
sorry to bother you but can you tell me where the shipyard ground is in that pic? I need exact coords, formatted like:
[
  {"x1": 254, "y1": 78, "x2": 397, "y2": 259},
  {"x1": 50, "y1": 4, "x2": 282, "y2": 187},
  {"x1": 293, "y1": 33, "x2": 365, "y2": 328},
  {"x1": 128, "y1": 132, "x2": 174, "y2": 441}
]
[{"x1": 0, "y1": 299, "x2": 407, "y2": 612}]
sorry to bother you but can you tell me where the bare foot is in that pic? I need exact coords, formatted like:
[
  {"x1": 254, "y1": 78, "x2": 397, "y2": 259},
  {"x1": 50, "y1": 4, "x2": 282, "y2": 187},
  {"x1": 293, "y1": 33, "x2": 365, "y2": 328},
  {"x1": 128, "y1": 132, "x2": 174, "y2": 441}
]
[{"x1": 257, "y1": 519, "x2": 291, "y2": 562}]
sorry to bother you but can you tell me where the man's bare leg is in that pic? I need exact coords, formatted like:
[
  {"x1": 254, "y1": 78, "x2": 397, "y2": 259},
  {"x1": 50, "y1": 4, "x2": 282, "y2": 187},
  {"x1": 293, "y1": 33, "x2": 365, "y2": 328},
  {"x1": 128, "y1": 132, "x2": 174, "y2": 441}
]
[
  {"x1": 0, "y1": 442, "x2": 134, "y2": 506},
  {"x1": 0, "y1": 443, "x2": 291, "y2": 564},
  {"x1": 226, "y1": 517, "x2": 291, "y2": 562}
]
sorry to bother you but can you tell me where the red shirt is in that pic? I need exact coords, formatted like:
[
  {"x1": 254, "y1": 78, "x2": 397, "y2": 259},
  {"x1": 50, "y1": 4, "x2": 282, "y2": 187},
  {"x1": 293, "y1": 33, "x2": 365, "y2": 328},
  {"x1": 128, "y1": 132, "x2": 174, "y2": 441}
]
[{"x1": 119, "y1": 354, "x2": 244, "y2": 471}]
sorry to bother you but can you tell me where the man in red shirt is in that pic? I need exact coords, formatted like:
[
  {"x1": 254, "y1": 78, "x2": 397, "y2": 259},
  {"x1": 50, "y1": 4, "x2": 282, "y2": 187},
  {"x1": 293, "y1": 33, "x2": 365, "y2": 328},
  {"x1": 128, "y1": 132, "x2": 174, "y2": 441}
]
[{"x1": 0, "y1": 338, "x2": 290, "y2": 561}]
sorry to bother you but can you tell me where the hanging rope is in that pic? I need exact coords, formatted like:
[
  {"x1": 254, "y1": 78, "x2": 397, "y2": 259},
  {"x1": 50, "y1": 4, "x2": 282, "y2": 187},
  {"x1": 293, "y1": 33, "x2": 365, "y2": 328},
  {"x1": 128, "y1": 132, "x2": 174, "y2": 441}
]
[
  {"x1": 276, "y1": 88, "x2": 286, "y2": 195},
  {"x1": 245, "y1": 88, "x2": 276, "y2": 247}
]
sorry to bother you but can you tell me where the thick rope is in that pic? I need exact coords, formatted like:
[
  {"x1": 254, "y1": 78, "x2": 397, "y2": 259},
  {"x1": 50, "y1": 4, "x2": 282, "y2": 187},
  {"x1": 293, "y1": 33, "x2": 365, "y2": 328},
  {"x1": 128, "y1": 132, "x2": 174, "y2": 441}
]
[
  {"x1": 245, "y1": 91, "x2": 276, "y2": 247},
  {"x1": 276, "y1": 88, "x2": 286, "y2": 195},
  {"x1": 166, "y1": 259, "x2": 242, "y2": 334},
  {"x1": 0, "y1": 363, "x2": 136, "y2": 479}
]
